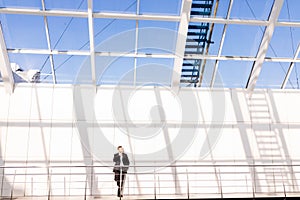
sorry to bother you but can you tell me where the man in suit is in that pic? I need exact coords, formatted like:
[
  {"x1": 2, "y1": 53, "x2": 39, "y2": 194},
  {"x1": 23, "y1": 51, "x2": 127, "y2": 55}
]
[{"x1": 113, "y1": 146, "x2": 130, "y2": 197}]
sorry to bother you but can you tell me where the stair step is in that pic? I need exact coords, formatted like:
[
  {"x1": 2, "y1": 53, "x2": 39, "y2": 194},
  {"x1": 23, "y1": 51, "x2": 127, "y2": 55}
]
[
  {"x1": 260, "y1": 154, "x2": 282, "y2": 157},
  {"x1": 185, "y1": 44, "x2": 205, "y2": 49},
  {"x1": 181, "y1": 74, "x2": 199, "y2": 78},
  {"x1": 180, "y1": 79, "x2": 198, "y2": 83},
  {"x1": 191, "y1": 11, "x2": 212, "y2": 16},
  {"x1": 187, "y1": 32, "x2": 207, "y2": 36},
  {"x1": 186, "y1": 38, "x2": 207, "y2": 43},
  {"x1": 182, "y1": 69, "x2": 199, "y2": 72},
  {"x1": 192, "y1": 3, "x2": 213, "y2": 9},
  {"x1": 183, "y1": 63, "x2": 194, "y2": 66},
  {"x1": 188, "y1": 25, "x2": 209, "y2": 30},
  {"x1": 185, "y1": 51, "x2": 205, "y2": 54}
]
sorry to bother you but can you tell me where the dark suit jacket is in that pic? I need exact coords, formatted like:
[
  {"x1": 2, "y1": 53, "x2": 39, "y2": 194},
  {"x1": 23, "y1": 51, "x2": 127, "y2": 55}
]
[{"x1": 113, "y1": 153, "x2": 130, "y2": 173}]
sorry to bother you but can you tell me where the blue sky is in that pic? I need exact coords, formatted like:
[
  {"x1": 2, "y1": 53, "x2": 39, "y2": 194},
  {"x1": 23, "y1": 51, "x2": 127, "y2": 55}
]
[{"x1": 0, "y1": 0, "x2": 299, "y2": 88}]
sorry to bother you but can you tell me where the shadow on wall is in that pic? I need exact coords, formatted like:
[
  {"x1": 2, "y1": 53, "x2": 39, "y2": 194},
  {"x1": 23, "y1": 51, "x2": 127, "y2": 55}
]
[{"x1": 232, "y1": 89, "x2": 299, "y2": 193}]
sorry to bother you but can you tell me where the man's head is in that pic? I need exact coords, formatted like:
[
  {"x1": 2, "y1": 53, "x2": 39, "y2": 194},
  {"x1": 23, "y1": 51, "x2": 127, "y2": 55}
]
[{"x1": 118, "y1": 146, "x2": 124, "y2": 153}]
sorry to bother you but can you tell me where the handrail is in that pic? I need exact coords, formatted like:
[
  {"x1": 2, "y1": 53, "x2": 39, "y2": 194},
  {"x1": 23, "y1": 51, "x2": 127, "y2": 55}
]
[
  {"x1": 1, "y1": 163, "x2": 300, "y2": 168},
  {"x1": 0, "y1": 164, "x2": 299, "y2": 198}
]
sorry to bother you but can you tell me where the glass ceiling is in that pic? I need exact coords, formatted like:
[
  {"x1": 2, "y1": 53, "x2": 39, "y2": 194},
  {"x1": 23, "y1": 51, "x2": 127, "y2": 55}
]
[{"x1": 0, "y1": 0, "x2": 299, "y2": 89}]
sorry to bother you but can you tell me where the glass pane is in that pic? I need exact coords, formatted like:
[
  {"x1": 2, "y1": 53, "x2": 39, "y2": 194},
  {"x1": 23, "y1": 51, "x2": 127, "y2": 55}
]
[
  {"x1": 96, "y1": 57, "x2": 134, "y2": 85},
  {"x1": 200, "y1": 60, "x2": 216, "y2": 87},
  {"x1": 267, "y1": 26, "x2": 300, "y2": 58},
  {"x1": 0, "y1": 0, "x2": 41, "y2": 9},
  {"x1": 52, "y1": 55, "x2": 88, "y2": 84},
  {"x1": 215, "y1": 0, "x2": 231, "y2": 18},
  {"x1": 216, "y1": 60, "x2": 253, "y2": 88},
  {"x1": 45, "y1": 0, "x2": 87, "y2": 11},
  {"x1": 278, "y1": 0, "x2": 300, "y2": 22},
  {"x1": 0, "y1": 14, "x2": 48, "y2": 49},
  {"x1": 94, "y1": 19, "x2": 136, "y2": 52},
  {"x1": 138, "y1": 21, "x2": 178, "y2": 54},
  {"x1": 208, "y1": 24, "x2": 224, "y2": 55},
  {"x1": 221, "y1": 25, "x2": 264, "y2": 57},
  {"x1": 230, "y1": 0, "x2": 274, "y2": 20},
  {"x1": 93, "y1": 0, "x2": 136, "y2": 13},
  {"x1": 136, "y1": 58, "x2": 173, "y2": 86},
  {"x1": 256, "y1": 62, "x2": 289, "y2": 88},
  {"x1": 286, "y1": 63, "x2": 300, "y2": 89},
  {"x1": 48, "y1": 17, "x2": 90, "y2": 51},
  {"x1": 139, "y1": 0, "x2": 182, "y2": 16}
]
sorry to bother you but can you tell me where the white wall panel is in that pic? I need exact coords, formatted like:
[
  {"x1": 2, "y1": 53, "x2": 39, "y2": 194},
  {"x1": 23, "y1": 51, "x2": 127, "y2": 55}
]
[
  {"x1": 29, "y1": 85, "x2": 53, "y2": 120},
  {"x1": 4, "y1": 125, "x2": 29, "y2": 161},
  {"x1": 268, "y1": 90, "x2": 288, "y2": 123},
  {"x1": 7, "y1": 85, "x2": 32, "y2": 120},
  {"x1": 49, "y1": 123, "x2": 72, "y2": 162},
  {"x1": 27, "y1": 121, "x2": 51, "y2": 162},
  {"x1": 286, "y1": 90, "x2": 300, "y2": 123},
  {"x1": 0, "y1": 86, "x2": 10, "y2": 120},
  {"x1": 51, "y1": 86, "x2": 74, "y2": 121}
]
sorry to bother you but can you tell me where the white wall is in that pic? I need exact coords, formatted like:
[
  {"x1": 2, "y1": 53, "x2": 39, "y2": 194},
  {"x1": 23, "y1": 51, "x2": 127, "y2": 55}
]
[{"x1": 0, "y1": 83, "x2": 300, "y2": 197}]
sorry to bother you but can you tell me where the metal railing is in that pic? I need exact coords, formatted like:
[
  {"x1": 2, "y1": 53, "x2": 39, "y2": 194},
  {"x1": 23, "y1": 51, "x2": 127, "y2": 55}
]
[{"x1": 0, "y1": 164, "x2": 300, "y2": 199}]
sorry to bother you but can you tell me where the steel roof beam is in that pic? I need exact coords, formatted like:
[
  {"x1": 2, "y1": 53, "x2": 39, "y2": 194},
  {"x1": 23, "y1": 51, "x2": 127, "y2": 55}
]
[
  {"x1": 171, "y1": 0, "x2": 193, "y2": 89},
  {"x1": 246, "y1": 0, "x2": 284, "y2": 93},
  {"x1": 7, "y1": 48, "x2": 300, "y2": 63},
  {"x1": 1, "y1": 7, "x2": 300, "y2": 27},
  {"x1": 0, "y1": 23, "x2": 14, "y2": 93}
]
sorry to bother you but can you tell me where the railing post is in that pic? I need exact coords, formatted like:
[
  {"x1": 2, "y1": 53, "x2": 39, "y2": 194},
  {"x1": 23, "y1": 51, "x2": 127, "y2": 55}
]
[
  {"x1": 84, "y1": 175, "x2": 88, "y2": 200},
  {"x1": 186, "y1": 168, "x2": 189, "y2": 199},
  {"x1": 218, "y1": 169, "x2": 223, "y2": 198},
  {"x1": 119, "y1": 168, "x2": 122, "y2": 200},
  {"x1": 31, "y1": 177, "x2": 33, "y2": 196},
  {"x1": 154, "y1": 169, "x2": 156, "y2": 200},
  {"x1": 10, "y1": 170, "x2": 16, "y2": 200},
  {"x1": 64, "y1": 176, "x2": 66, "y2": 196},
  {"x1": 127, "y1": 176, "x2": 129, "y2": 197},
  {"x1": 281, "y1": 171, "x2": 286, "y2": 199},
  {"x1": 47, "y1": 169, "x2": 51, "y2": 200},
  {"x1": 252, "y1": 165, "x2": 255, "y2": 199}
]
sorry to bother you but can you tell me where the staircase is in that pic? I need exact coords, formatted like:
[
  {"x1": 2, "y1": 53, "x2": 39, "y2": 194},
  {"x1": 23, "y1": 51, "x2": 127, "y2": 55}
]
[
  {"x1": 247, "y1": 92, "x2": 291, "y2": 193},
  {"x1": 180, "y1": 0, "x2": 214, "y2": 86}
]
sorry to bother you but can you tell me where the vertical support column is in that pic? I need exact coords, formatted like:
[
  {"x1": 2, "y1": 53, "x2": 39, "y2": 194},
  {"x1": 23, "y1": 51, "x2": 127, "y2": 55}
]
[{"x1": 0, "y1": 23, "x2": 14, "y2": 94}]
